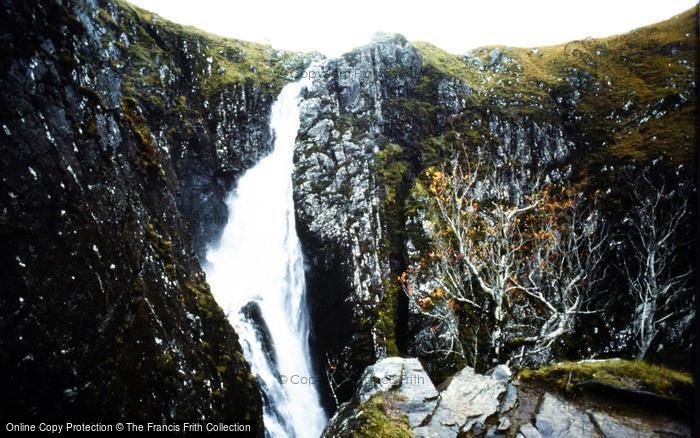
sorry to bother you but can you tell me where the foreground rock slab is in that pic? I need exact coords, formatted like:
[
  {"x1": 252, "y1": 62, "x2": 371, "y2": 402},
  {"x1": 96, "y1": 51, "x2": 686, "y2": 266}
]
[
  {"x1": 323, "y1": 357, "x2": 691, "y2": 438},
  {"x1": 414, "y1": 366, "x2": 507, "y2": 436}
]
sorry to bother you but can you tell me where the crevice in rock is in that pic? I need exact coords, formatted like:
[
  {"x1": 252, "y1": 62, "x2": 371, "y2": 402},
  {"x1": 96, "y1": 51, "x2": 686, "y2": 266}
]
[
  {"x1": 296, "y1": 222, "x2": 359, "y2": 412},
  {"x1": 588, "y1": 411, "x2": 606, "y2": 437}
]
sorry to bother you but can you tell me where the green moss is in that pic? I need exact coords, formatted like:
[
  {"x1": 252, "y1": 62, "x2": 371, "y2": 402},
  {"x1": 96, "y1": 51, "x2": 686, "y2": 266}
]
[
  {"x1": 415, "y1": 8, "x2": 696, "y2": 157},
  {"x1": 98, "y1": 9, "x2": 116, "y2": 26},
  {"x1": 145, "y1": 222, "x2": 173, "y2": 259},
  {"x1": 396, "y1": 94, "x2": 439, "y2": 137},
  {"x1": 607, "y1": 105, "x2": 695, "y2": 165},
  {"x1": 336, "y1": 114, "x2": 361, "y2": 140},
  {"x1": 164, "y1": 263, "x2": 177, "y2": 277},
  {"x1": 375, "y1": 144, "x2": 409, "y2": 208},
  {"x1": 156, "y1": 351, "x2": 176, "y2": 373},
  {"x1": 113, "y1": 0, "x2": 301, "y2": 100},
  {"x1": 372, "y1": 143, "x2": 413, "y2": 355},
  {"x1": 184, "y1": 280, "x2": 221, "y2": 321},
  {"x1": 519, "y1": 359, "x2": 693, "y2": 402},
  {"x1": 376, "y1": 278, "x2": 400, "y2": 357},
  {"x1": 121, "y1": 97, "x2": 167, "y2": 179},
  {"x1": 354, "y1": 394, "x2": 413, "y2": 438},
  {"x1": 412, "y1": 42, "x2": 551, "y2": 109},
  {"x1": 412, "y1": 41, "x2": 474, "y2": 83}
]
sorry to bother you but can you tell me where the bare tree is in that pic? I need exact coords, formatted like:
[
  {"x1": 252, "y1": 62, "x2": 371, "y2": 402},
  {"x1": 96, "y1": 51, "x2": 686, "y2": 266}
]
[
  {"x1": 623, "y1": 170, "x2": 693, "y2": 359},
  {"x1": 418, "y1": 157, "x2": 540, "y2": 362},
  {"x1": 509, "y1": 189, "x2": 609, "y2": 365},
  {"x1": 401, "y1": 264, "x2": 470, "y2": 361},
  {"x1": 325, "y1": 351, "x2": 354, "y2": 409},
  {"x1": 402, "y1": 151, "x2": 609, "y2": 366}
]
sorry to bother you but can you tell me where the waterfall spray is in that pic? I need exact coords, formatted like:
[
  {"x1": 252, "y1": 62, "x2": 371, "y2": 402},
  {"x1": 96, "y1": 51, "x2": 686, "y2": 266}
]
[{"x1": 205, "y1": 79, "x2": 326, "y2": 438}]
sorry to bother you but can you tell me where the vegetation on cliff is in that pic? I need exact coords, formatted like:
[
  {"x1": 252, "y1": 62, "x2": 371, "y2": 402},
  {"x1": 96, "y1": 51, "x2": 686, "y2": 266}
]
[{"x1": 364, "y1": 8, "x2": 696, "y2": 384}]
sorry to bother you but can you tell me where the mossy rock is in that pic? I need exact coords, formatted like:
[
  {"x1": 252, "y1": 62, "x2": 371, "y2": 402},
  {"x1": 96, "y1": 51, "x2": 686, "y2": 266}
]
[
  {"x1": 519, "y1": 359, "x2": 693, "y2": 403},
  {"x1": 353, "y1": 394, "x2": 413, "y2": 438}
]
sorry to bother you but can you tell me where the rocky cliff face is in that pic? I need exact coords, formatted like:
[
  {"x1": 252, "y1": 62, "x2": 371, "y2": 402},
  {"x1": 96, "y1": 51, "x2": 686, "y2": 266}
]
[
  {"x1": 293, "y1": 35, "x2": 423, "y2": 405},
  {"x1": 0, "y1": 0, "x2": 309, "y2": 425},
  {"x1": 293, "y1": 10, "x2": 696, "y2": 407},
  {"x1": 0, "y1": 0, "x2": 695, "y2": 431}
]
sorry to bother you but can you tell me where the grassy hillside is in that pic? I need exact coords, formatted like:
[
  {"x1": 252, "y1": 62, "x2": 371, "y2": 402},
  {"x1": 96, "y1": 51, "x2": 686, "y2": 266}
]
[
  {"x1": 414, "y1": 7, "x2": 697, "y2": 170},
  {"x1": 111, "y1": 0, "x2": 305, "y2": 102}
]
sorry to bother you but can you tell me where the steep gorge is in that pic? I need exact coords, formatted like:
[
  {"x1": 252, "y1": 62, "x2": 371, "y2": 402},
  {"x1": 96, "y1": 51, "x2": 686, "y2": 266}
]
[{"x1": 0, "y1": 0, "x2": 695, "y2": 435}]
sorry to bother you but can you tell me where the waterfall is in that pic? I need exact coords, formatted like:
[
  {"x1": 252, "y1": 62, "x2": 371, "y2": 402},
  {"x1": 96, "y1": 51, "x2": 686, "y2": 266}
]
[{"x1": 205, "y1": 80, "x2": 326, "y2": 437}]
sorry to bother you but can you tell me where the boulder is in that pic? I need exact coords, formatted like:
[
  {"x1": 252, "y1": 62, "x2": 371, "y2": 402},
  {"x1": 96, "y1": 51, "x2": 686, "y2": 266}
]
[
  {"x1": 414, "y1": 366, "x2": 509, "y2": 436},
  {"x1": 322, "y1": 357, "x2": 438, "y2": 437},
  {"x1": 519, "y1": 423, "x2": 542, "y2": 438},
  {"x1": 535, "y1": 393, "x2": 598, "y2": 437}
]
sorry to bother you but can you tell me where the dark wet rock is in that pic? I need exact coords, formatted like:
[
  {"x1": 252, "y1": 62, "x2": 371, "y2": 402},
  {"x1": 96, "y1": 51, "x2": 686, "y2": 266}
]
[
  {"x1": 1, "y1": 0, "x2": 695, "y2": 430},
  {"x1": 290, "y1": 8, "x2": 696, "y2": 411},
  {"x1": 293, "y1": 33, "x2": 422, "y2": 405},
  {"x1": 241, "y1": 301, "x2": 279, "y2": 377},
  {"x1": 0, "y1": 0, "x2": 312, "y2": 427},
  {"x1": 437, "y1": 78, "x2": 470, "y2": 115}
]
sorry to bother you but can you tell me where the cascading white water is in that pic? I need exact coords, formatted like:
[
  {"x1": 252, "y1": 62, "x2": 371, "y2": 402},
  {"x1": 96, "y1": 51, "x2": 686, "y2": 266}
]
[{"x1": 204, "y1": 80, "x2": 326, "y2": 437}]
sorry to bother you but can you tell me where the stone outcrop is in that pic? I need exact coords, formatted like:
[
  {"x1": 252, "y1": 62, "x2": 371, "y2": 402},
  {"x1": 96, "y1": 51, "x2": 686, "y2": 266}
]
[
  {"x1": 414, "y1": 365, "x2": 510, "y2": 436},
  {"x1": 323, "y1": 358, "x2": 692, "y2": 437},
  {"x1": 293, "y1": 34, "x2": 423, "y2": 404},
  {"x1": 518, "y1": 392, "x2": 691, "y2": 438},
  {"x1": 322, "y1": 357, "x2": 436, "y2": 437}
]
